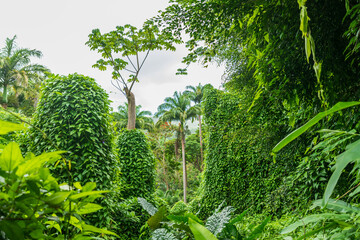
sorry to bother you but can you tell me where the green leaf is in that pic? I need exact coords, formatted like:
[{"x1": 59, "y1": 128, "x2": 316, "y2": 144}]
[
  {"x1": 312, "y1": 199, "x2": 360, "y2": 213},
  {"x1": 16, "y1": 151, "x2": 65, "y2": 176},
  {"x1": 281, "y1": 213, "x2": 349, "y2": 234},
  {"x1": 82, "y1": 224, "x2": 119, "y2": 237},
  {"x1": 69, "y1": 190, "x2": 109, "y2": 200},
  {"x1": 246, "y1": 216, "x2": 270, "y2": 240},
  {"x1": 0, "y1": 121, "x2": 26, "y2": 135},
  {"x1": 189, "y1": 218, "x2": 218, "y2": 240},
  {"x1": 45, "y1": 191, "x2": 71, "y2": 205},
  {"x1": 323, "y1": 139, "x2": 360, "y2": 206},
  {"x1": 148, "y1": 206, "x2": 167, "y2": 230},
  {"x1": 151, "y1": 228, "x2": 178, "y2": 240},
  {"x1": 272, "y1": 102, "x2": 360, "y2": 153},
  {"x1": 0, "y1": 221, "x2": 24, "y2": 240},
  {"x1": 77, "y1": 203, "x2": 103, "y2": 215},
  {"x1": 0, "y1": 142, "x2": 24, "y2": 172}
]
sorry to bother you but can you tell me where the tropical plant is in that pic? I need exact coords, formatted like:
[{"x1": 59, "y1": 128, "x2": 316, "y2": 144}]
[
  {"x1": 138, "y1": 198, "x2": 270, "y2": 240},
  {"x1": 26, "y1": 73, "x2": 117, "y2": 229},
  {"x1": 184, "y1": 83, "x2": 207, "y2": 170},
  {"x1": 155, "y1": 91, "x2": 199, "y2": 203},
  {"x1": 0, "y1": 119, "x2": 118, "y2": 239},
  {"x1": 86, "y1": 22, "x2": 179, "y2": 129},
  {"x1": 113, "y1": 103, "x2": 154, "y2": 131},
  {"x1": 0, "y1": 36, "x2": 48, "y2": 104}
]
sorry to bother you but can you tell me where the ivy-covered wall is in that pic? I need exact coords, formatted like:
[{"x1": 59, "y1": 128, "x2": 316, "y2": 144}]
[{"x1": 196, "y1": 89, "x2": 302, "y2": 217}]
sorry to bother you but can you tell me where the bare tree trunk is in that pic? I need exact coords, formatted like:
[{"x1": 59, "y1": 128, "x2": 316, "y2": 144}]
[
  {"x1": 198, "y1": 114, "x2": 203, "y2": 172},
  {"x1": 181, "y1": 128, "x2": 187, "y2": 203},
  {"x1": 125, "y1": 88, "x2": 136, "y2": 129}
]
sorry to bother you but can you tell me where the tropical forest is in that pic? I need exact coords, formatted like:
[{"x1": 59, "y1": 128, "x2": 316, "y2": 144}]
[{"x1": 2, "y1": 0, "x2": 360, "y2": 239}]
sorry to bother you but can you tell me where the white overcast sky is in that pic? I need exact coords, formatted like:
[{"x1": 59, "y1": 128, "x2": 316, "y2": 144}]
[{"x1": 0, "y1": 0, "x2": 224, "y2": 114}]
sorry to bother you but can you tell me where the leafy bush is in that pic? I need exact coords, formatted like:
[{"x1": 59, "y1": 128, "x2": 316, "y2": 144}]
[
  {"x1": 116, "y1": 128, "x2": 156, "y2": 199},
  {"x1": 114, "y1": 129, "x2": 156, "y2": 239},
  {"x1": 0, "y1": 120, "x2": 117, "y2": 239},
  {"x1": 26, "y1": 73, "x2": 117, "y2": 228},
  {"x1": 139, "y1": 198, "x2": 270, "y2": 240},
  {"x1": 27, "y1": 73, "x2": 116, "y2": 191}
]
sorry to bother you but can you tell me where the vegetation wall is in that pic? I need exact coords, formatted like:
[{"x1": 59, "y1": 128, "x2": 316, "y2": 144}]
[{"x1": 196, "y1": 88, "x2": 308, "y2": 217}]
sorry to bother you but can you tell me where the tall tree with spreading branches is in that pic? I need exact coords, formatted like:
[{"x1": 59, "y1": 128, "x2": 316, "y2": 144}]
[{"x1": 86, "y1": 22, "x2": 179, "y2": 129}]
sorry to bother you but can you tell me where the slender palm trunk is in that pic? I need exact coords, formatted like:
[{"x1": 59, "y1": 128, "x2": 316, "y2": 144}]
[
  {"x1": 2, "y1": 84, "x2": 8, "y2": 103},
  {"x1": 198, "y1": 114, "x2": 203, "y2": 171},
  {"x1": 181, "y1": 127, "x2": 187, "y2": 203},
  {"x1": 125, "y1": 89, "x2": 136, "y2": 129},
  {"x1": 162, "y1": 152, "x2": 170, "y2": 191}
]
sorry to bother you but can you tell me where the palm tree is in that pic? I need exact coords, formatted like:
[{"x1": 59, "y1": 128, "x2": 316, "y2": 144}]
[
  {"x1": 155, "y1": 91, "x2": 199, "y2": 203},
  {"x1": 113, "y1": 103, "x2": 154, "y2": 131},
  {"x1": 0, "y1": 36, "x2": 48, "y2": 104},
  {"x1": 184, "y1": 83, "x2": 206, "y2": 171}
]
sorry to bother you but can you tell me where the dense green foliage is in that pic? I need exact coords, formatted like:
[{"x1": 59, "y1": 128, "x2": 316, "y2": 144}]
[
  {"x1": 0, "y1": 120, "x2": 118, "y2": 239},
  {"x1": 27, "y1": 73, "x2": 116, "y2": 189},
  {"x1": 25, "y1": 73, "x2": 117, "y2": 230},
  {"x1": 116, "y1": 129, "x2": 156, "y2": 199}
]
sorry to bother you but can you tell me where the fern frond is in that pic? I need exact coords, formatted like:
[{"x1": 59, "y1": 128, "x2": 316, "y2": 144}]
[
  {"x1": 205, "y1": 205, "x2": 235, "y2": 237},
  {"x1": 151, "y1": 228, "x2": 178, "y2": 240}
]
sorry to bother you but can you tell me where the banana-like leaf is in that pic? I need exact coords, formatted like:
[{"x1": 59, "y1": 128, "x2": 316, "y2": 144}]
[
  {"x1": 281, "y1": 213, "x2": 350, "y2": 234},
  {"x1": 188, "y1": 218, "x2": 218, "y2": 240},
  {"x1": 0, "y1": 120, "x2": 26, "y2": 135},
  {"x1": 323, "y1": 138, "x2": 360, "y2": 206},
  {"x1": 272, "y1": 101, "x2": 360, "y2": 153},
  {"x1": 312, "y1": 199, "x2": 360, "y2": 213}
]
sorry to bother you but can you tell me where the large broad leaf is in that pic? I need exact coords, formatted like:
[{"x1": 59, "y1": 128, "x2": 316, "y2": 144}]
[
  {"x1": 322, "y1": 139, "x2": 360, "y2": 206},
  {"x1": 312, "y1": 199, "x2": 360, "y2": 214},
  {"x1": 189, "y1": 218, "x2": 218, "y2": 240},
  {"x1": 148, "y1": 206, "x2": 167, "y2": 230},
  {"x1": 69, "y1": 190, "x2": 109, "y2": 200},
  {"x1": 272, "y1": 102, "x2": 360, "y2": 153},
  {"x1": 281, "y1": 213, "x2": 350, "y2": 234},
  {"x1": 16, "y1": 151, "x2": 65, "y2": 176},
  {"x1": 45, "y1": 191, "x2": 71, "y2": 205},
  {"x1": 0, "y1": 120, "x2": 26, "y2": 135},
  {"x1": 77, "y1": 203, "x2": 103, "y2": 215},
  {"x1": 82, "y1": 224, "x2": 119, "y2": 237},
  {"x1": 0, "y1": 142, "x2": 24, "y2": 172}
]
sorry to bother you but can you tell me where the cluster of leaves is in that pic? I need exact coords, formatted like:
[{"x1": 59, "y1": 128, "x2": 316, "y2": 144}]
[
  {"x1": 27, "y1": 73, "x2": 116, "y2": 190},
  {"x1": 115, "y1": 129, "x2": 156, "y2": 239},
  {"x1": 24, "y1": 73, "x2": 117, "y2": 229},
  {"x1": 0, "y1": 121, "x2": 117, "y2": 239},
  {"x1": 138, "y1": 198, "x2": 270, "y2": 240}
]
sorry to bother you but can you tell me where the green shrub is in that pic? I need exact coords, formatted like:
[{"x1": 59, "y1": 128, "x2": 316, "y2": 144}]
[
  {"x1": 28, "y1": 73, "x2": 116, "y2": 189},
  {"x1": 170, "y1": 201, "x2": 188, "y2": 215},
  {"x1": 26, "y1": 73, "x2": 117, "y2": 227},
  {"x1": 116, "y1": 128, "x2": 155, "y2": 199},
  {"x1": 114, "y1": 129, "x2": 156, "y2": 239},
  {"x1": 0, "y1": 121, "x2": 118, "y2": 239}
]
